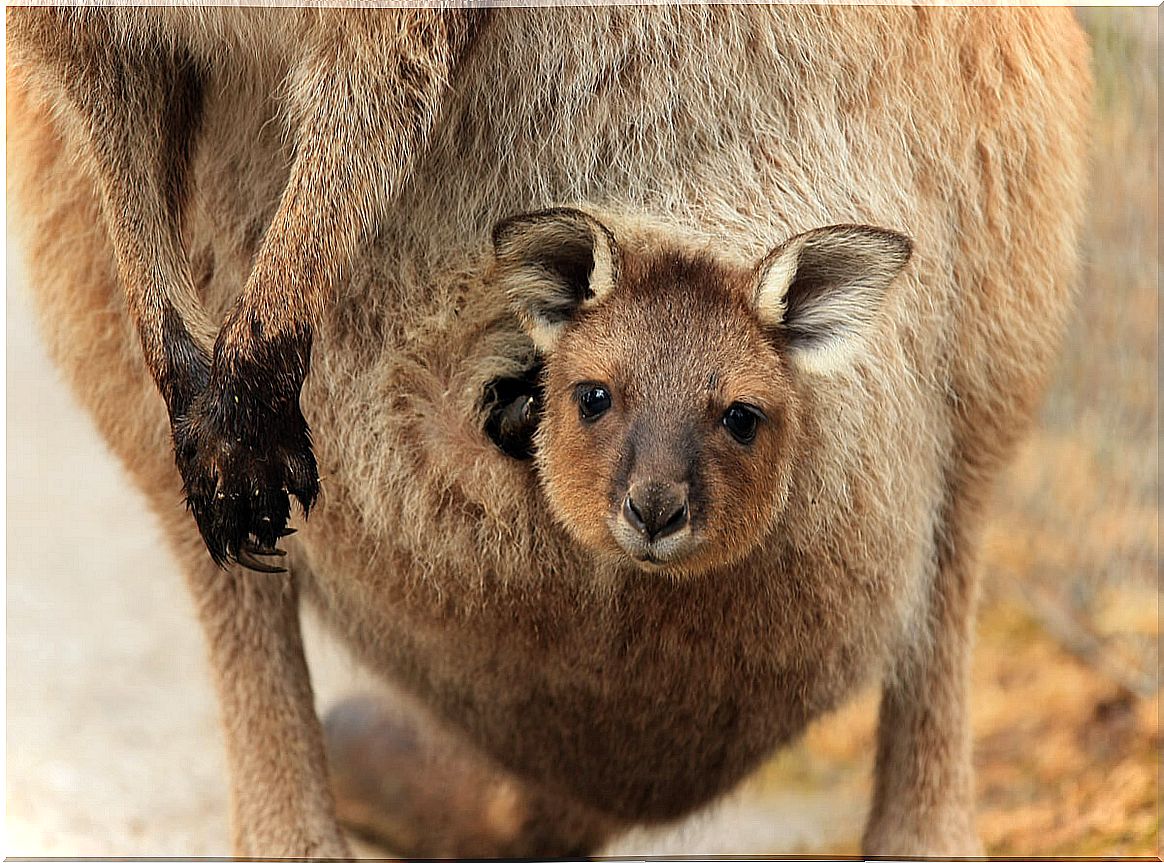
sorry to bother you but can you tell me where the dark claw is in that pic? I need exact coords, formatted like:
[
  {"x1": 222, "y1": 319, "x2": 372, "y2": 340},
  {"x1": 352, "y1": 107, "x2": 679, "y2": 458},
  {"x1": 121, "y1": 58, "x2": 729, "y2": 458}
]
[
  {"x1": 242, "y1": 541, "x2": 287, "y2": 558},
  {"x1": 236, "y1": 548, "x2": 288, "y2": 574},
  {"x1": 483, "y1": 364, "x2": 543, "y2": 461},
  {"x1": 279, "y1": 527, "x2": 297, "y2": 537},
  {"x1": 497, "y1": 395, "x2": 534, "y2": 440},
  {"x1": 488, "y1": 393, "x2": 539, "y2": 460}
]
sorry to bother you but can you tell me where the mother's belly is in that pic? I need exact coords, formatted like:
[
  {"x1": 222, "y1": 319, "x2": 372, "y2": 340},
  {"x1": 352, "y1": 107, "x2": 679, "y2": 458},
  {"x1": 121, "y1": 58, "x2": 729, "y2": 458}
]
[{"x1": 306, "y1": 547, "x2": 889, "y2": 822}]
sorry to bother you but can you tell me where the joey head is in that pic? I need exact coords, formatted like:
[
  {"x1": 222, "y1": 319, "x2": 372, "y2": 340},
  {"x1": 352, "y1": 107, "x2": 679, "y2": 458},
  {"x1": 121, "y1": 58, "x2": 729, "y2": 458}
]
[{"x1": 489, "y1": 208, "x2": 911, "y2": 576}]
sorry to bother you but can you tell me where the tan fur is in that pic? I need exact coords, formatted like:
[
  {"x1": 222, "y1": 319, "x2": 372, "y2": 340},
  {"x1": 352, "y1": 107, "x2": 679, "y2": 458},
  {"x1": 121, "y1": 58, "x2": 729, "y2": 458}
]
[
  {"x1": 7, "y1": 6, "x2": 1092, "y2": 857},
  {"x1": 8, "y1": 5, "x2": 488, "y2": 566},
  {"x1": 506, "y1": 224, "x2": 808, "y2": 575}
]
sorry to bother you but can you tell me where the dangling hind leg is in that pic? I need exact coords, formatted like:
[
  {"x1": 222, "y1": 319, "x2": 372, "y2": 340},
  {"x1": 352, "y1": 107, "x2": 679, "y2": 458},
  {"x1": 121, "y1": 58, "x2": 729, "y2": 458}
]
[{"x1": 324, "y1": 690, "x2": 618, "y2": 857}]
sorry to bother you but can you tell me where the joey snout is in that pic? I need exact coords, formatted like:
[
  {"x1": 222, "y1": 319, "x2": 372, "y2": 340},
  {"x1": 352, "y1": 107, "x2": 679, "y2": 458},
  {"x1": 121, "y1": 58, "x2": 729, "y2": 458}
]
[{"x1": 611, "y1": 480, "x2": 697, "y2": 567}]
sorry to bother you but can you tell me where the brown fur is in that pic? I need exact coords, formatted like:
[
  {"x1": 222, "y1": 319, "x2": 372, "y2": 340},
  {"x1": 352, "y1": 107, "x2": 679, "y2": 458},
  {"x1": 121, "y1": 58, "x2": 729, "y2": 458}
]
[
  {"x1": 515, "y1": 233, "x2": 802, "y2": 574},
  {"x1": 6, "y1": 6, "x2": 1092, "y2": 857},
  {"x1": 496, "y1": 214, "x2": 916, "y2": 578}
]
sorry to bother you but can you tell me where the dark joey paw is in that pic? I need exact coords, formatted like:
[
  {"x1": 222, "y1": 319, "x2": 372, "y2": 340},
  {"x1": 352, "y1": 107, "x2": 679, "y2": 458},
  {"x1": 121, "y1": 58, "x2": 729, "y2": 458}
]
[
  {"x1": 483, "y1": 360, "x2": 544, "y2": 460},
  {"x1": 173, "y1": 383, "x2": 318, "y2": 571}
]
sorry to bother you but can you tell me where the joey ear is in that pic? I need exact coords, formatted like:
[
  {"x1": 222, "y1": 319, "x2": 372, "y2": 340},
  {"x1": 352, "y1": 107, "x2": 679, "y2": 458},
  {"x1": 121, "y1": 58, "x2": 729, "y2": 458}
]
[
  {"x1": 752, "y1": 224, "x2": 913, "y2": 375},
  {"x1": 492, "y1": 208, "x2": 620, "y2": 354}
]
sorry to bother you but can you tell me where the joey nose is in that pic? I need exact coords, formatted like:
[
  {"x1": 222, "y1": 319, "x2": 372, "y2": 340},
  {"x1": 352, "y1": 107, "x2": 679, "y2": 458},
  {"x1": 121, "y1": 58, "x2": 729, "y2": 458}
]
[{"x1": 622, "y1": 483, "x2": 689, "y2": 541}]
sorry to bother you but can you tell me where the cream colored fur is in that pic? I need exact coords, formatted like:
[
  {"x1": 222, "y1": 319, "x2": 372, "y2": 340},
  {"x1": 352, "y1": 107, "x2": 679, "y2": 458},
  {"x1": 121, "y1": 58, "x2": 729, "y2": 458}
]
[
  {"x1": 7, "y1": 6, "x2": 1092, "y2": 857},
  {"x1": 494, "y1": 209, "x2": 621, "y2": 353},
  {"x1": 752, "y1": 224, "x2": 913, "y2": 376}
]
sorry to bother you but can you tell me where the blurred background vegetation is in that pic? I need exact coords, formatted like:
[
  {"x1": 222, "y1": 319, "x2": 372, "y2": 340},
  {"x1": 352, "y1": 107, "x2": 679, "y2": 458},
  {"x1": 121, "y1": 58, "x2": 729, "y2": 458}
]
[{"x1": 741, "y1": 8, "x2": 1160, "y2": 856}]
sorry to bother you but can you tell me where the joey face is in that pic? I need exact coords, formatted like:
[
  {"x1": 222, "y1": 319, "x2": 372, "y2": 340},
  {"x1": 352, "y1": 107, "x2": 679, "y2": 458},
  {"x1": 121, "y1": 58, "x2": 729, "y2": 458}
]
[
  {"x1": 538, "y1": 258, "x2": 798, "y2": 574},
  {"x1": 492, "y1": 209, "x2": 911, "y2": 576}
]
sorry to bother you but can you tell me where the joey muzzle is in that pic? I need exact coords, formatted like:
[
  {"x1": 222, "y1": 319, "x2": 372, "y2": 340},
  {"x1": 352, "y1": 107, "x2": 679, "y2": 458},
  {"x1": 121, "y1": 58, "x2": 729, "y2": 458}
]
[
  {"x1": 613, "y1": 480, "x2": 695, "y2": 566},
  {"x1": 622, "y1": 482, "x2": 689, "y2": 541}
]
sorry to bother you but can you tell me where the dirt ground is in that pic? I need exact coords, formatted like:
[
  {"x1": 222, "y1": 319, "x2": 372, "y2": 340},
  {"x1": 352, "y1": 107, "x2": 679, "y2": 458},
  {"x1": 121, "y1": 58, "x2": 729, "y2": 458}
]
[{"x1": 6, "y1": 7, "x2": 1160, "y2": 859}]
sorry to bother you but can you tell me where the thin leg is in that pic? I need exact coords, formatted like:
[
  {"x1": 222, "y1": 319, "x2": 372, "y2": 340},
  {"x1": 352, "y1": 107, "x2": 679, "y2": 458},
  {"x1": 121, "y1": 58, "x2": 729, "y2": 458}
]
[
  {"x1": 178, "y1": 9, "x2": 489, "y2": 564},
  {"x1": 184, "y1": 555, "x2": 349, "y2": 857},
  {"x1": 863, "y1": 481, "x2": 984, "y2": 856}
]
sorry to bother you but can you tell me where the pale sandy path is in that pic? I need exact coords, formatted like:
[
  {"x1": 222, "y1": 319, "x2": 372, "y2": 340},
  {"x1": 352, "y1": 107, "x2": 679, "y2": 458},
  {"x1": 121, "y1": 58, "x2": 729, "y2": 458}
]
[{"x1": 5, "y1": 240, "x2": 858, "y2": 857}]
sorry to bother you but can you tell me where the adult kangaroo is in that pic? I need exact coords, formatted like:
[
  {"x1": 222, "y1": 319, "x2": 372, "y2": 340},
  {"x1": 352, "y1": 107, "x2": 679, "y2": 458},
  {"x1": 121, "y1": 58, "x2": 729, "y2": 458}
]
[{"x1": 7, "y1": 6, "x2": 1091, "y2": 857}]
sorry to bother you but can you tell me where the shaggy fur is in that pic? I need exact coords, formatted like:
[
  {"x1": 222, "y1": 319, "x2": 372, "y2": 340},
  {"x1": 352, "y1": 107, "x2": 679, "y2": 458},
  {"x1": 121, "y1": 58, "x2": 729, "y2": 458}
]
[
  {"x1": 7, "y1": 6, "x2": 1091, "y2": 857},
  {"x1": 7, "y1": 6, "x2": 487, "y2": 566}
]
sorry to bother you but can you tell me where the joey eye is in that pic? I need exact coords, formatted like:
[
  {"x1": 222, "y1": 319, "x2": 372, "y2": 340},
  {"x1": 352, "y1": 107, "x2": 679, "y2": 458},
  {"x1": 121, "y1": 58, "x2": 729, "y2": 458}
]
[
  {"x1": 722, "y1": 402, "x2": 763, "y2": 444},
  {"x1": 577, "y1": 384, "x2": 612, "y2": 421}
]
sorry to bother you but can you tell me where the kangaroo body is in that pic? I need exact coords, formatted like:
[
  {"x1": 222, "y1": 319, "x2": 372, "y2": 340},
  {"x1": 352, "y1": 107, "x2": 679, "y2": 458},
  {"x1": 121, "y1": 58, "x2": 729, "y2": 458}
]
[{"x1": 7, "y1": 7, "x2": 1091, "y2": 856}]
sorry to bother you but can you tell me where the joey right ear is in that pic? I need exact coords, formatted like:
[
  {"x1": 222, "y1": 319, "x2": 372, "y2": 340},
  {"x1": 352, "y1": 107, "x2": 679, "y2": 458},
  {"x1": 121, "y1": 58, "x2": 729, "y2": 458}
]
[
  {"x1": 491, "y1": 208, "x2": 620, "y2": 354},
  {"x1": 752, "y1": 224, "x2": 913, "y2": 375}
]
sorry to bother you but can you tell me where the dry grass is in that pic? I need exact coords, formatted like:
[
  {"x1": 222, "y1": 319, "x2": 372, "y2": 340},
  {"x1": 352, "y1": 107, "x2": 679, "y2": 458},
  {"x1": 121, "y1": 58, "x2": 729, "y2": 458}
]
[
  {"x1": 750, "y1": 9, "x2": 1161, "y2": 856},
  {"x1": 1001, "y1": 2, "x2": 1159, "y2": 633}
]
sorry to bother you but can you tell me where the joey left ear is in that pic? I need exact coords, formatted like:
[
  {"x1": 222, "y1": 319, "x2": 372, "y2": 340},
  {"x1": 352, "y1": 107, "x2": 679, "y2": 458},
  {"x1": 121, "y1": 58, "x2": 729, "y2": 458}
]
[
  {"x1": 753, "y1": 225, "x2": 913, "y2": 375},
  {"x1": 491, "y1": 208, "x2": 620, "y2": 354}
]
